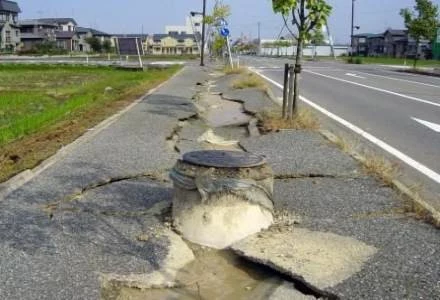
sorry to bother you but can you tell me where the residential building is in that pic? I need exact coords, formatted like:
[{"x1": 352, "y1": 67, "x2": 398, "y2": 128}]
[
  {"x1": 55, "y1": 31, "x2": 79, "y2": 52},
  {"x1": 165, "y1": 15, "x2": 203, "y2": 35},
  {"x1": 38, "y1": 18, "x2": 77, "y2": 32},
  {"x1": 77, "y1": 27, "x2": 111, "y2": 52},
  {"x1": 147, "y1": 33, "x2": 199, "y2": 55},
  {"x1": 353, "y1": 29, "x2": 431, "y2": 58},
  {"x1": 352, "y1": 33, "x2": 373, "y2": 56},
  {"x1": 19, "y1": 19, "x2": 57, "y2": 51},
  {"x1": 0, "y1": 0, "x2": 21, "y2": 52}
]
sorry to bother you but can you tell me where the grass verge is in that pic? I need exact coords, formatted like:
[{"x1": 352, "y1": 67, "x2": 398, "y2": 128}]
[
  {"x1": 232, "y1": 73, "x2": 267, "y2": 90},
  {"x1": 257, "y1": 108, "x2": 320, "y2": 133},
  {"x1": 0, "y1": 64, "x2": 181, "y2": 182}
]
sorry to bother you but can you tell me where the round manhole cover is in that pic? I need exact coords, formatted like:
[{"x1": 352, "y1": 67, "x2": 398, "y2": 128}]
[{"x1": 182, "y1": 150, "x2": 266, "y2": 168}]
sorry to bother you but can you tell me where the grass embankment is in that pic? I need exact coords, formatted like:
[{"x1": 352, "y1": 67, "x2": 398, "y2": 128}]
[
  {"x1": 0, "y1": 64, "x2": 180, "y2": 182},
  {"x1": 345, "y1": 56, "x2": 440, "y2": 67}
]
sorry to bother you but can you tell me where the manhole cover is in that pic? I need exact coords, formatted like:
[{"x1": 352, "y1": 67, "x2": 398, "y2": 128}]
[{"x1": 183, "y1": 150, "x2": 266, "y2": 168}]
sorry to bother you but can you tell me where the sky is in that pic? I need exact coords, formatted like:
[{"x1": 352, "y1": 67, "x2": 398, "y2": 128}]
[{"x1": 17, "y1": 0, "x2": 440, "y2": 44}]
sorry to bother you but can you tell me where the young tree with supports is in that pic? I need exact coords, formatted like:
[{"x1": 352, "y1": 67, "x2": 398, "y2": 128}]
[
  {"x1": 400, "y1": 0, "x2": 439, "y2": 68},
  {"x1": 272, "y1": 0, "x2": 332, "y2": 119}
]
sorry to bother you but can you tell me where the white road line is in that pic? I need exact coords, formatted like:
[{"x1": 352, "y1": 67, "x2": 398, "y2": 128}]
[
  {"x1": 250, "y1": 68, "x2": 440, "y2": 185},
  {"x1": 412, "y1": 117, "x2": 440, "y2": 133},
  {"x1": 305, "y1": 70, "x2": 440, "y2": 108},
  {"x1": 348, "y1": 70, "x2": 440, "y2": 89},
  {"x1": 345, "y1": 73, "x2": 366, "y2": 79}
]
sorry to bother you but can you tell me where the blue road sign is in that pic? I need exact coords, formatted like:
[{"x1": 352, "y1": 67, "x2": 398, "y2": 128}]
[{"x1": 220, "y1": 27, "x2": 230, "y2": 37}]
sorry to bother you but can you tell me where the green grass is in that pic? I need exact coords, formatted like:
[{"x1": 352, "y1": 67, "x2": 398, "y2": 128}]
[
  {"x1": 345, "y1": 56, "x2": 440, "y2": 67},
  {"x1": 0, "y1": 64, "x2": 180, "y2": 146}
]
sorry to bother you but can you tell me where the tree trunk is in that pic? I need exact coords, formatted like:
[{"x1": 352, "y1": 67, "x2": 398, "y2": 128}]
[
  {"x1": 413, "y1": 39, "x2": 420, "y2": 69},
  {"x1": 289, "y1": 38, "x2": 303, "y2": 120}
]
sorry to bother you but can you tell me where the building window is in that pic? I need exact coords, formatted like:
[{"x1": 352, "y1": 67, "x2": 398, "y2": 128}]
[
  {"x1": 16, "y1": 30, "x2": 19, "y2": 36},
  {"x1": 0, "y1": 14, "x2": 5, "y2": 21},
  {"x1": 5, "y1": 31, "x2": 11, "y2": 43},
  {"x1": 194, "y1": 23, "x2": 200, "y2": 26}
]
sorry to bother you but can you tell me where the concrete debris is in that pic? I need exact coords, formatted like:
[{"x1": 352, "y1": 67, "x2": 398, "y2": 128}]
[{"x1": 231, "y1": 228, "x2": 377, "y2": 292}]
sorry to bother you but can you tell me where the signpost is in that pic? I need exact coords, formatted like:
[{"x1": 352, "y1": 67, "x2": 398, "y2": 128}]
[{"x1": 220, "y1": 21, "x2": 233, "y2": 68}]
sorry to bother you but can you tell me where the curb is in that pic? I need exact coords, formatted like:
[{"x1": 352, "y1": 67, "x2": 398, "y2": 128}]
[{"x1": 0, "y1": 66, "x2": 186, "y2": 199}]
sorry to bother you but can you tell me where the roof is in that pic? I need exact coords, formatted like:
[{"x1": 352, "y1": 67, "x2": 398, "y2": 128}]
[
  {"x1": 38, "y1": 18, "x2": 78, "y2": 26},
  {"x1": 352, "y1": 33, "x2": 375, "y2": 38},
  {"x1": 0, "y1": 0, "x2": 20, "y2": 13},
  {"x1": 76, "y1": 27, "x2": 110, "y2": 36},
  {"x1": 113, "y1": 33, "x2": 149, "y2": 39},
  {"x1": 384, "y1": 29, "x2": 407, "y2": 36},
  {"x1": 19, "y1": 19, "x2": 58, "y2": 27}
]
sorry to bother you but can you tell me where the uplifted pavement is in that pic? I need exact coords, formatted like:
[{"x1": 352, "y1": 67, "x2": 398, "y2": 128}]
[{"x1": 0, "y1": 65, "x2": 439, "y2": 300}]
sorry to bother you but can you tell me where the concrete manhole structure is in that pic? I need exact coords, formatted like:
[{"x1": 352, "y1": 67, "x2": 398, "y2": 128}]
[{"x1": 170, "y1": 150, "x2": 274, "y2": 249}]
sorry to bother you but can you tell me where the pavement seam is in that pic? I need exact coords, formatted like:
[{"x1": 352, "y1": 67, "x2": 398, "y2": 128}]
[
  {"x1": 320, "y1": 129, "x2": 440, "y2": 227},
  {"x1": 0, "y1": 67, "x2": 186, "y2": 200}
]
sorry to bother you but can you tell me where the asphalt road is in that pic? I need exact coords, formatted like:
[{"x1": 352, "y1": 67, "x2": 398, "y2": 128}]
[{"x1": 242, "y1": 56, "x2": 440, "y2": 205}]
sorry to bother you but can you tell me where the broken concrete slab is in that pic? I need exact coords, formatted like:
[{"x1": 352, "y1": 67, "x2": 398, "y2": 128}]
[
  {"x1": 100, "y1": 226, "x2": 195, "y2": 290},
  {"x1": 231, "y1": 228, "x2": 377, "y2": 294},
  {"x1": 223, "y1": 88, "x2": 277, "y2": 115},
  {"x1": 240, "y1": 130, "x2": 361, "y2": 178},
  {"x1": 273, "y1": 178, "x2": 440, "y2": 299}
]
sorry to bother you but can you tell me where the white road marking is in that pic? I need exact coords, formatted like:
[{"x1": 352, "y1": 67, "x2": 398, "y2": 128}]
[
  {"x1": 348, "y1": 70, "x2": 440, "y2": 89},
  {"x1": 412, "y1": 117, "x2": 440, "y2": 133},
  {"x1": 305, "y1": 70, "x2": 440, "y2": 108},
  {"x1": 345, "y1": 73, "x2": 366, "y2": 79},
  {"x1": 250, "y1": 68, "x2": 440, "y2": 185}
]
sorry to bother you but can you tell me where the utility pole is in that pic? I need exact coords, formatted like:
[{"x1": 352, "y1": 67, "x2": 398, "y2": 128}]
[
  {"x1": 257, "y1": 22, "x2": 261, "y2": 55},
  {"x1": 351, "y1": 0, "x2": 355, "y2": 56},
  {"x1": 201, "y1": 0, "x2": 207, "y2": 66}
]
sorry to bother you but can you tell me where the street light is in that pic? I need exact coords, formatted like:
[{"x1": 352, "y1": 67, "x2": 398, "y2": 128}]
[
  {"x1": 191, "y1": 0, "x2": 207, "y2": 66},
  {"x1": 351, "y1": 0, "x2": 355, "y2": 56}
]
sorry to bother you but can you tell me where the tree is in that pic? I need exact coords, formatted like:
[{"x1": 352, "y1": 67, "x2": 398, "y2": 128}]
[
  {"x1": 85, "y1": 37, "x2": 102, "y2": 53},
  {"x1": 204, "y1": 3, "x2": 231, "y2": 58},
  {"x1": 102, "y1": 39, "x2": 112, "y2": 53},
  {"x1": 400, "y1": 0, "x2": 439, "y2": 68},
  {"x1": 272, "y1": 0, "x2": 332, "y2": 119},
  {"x1": 309, "y1": 28, "x2": 325, "y2": 58}
]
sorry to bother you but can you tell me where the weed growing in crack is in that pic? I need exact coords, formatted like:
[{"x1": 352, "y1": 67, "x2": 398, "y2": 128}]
[
  {"x1": 257, "y1": 108, "x2": 319, "y2": 133},
  {"x1": 223, "y1": 66, "x2": 246, "y2": 75},
  {"x1": 361, "y1": 153, "x2": 400, "y2": 187},
  {"x1": 232, "y1": 73, "x2": 267, "y2": 91}
]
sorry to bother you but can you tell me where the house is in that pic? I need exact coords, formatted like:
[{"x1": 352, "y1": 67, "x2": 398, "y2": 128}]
[
  {"x1": 38, "y1": 18, "x2": 77, "y2": 32},
  {"x1": 147, "y1": 33, "x2": 199, "y2": 55},
  {"x1": 0, "y1": 0, "x2": 21, "y2": 52},
  {"x1": 19, "y1": 19, "x2": 57, "y2": 51},
  {"x1": 54, "y1": 31, "x2": 79, "y2": 51},
  {"x1": 366, "y1": 33, "x2": 385, "y2": 56},
  {"x1": 352, "y1": 33, "x2": 374, "y2": 56},
  {"x1": 77, "y1": 27, "x2": 111, "y2": 52}
]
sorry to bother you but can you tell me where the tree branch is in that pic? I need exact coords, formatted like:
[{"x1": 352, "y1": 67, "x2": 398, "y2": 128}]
[
  {"x1": 291, "y1": 9, "x2": 300, "y2": 27},
  {"x1": 282, "y1": 15, "x2": 298, "y2": 40}
]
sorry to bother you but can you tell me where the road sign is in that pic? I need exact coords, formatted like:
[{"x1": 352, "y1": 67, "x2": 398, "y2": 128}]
[
  {"x1": 219, "y1": 18, "x2": 228, "y2": 27},
  {"x1": 220, "y1": 27, "x2": 230, "y2": 37}
]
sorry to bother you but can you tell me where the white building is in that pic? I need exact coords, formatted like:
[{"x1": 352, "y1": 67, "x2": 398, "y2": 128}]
[{"x1": 165, "y1": 15, "x2": 203, "y2": 35}]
